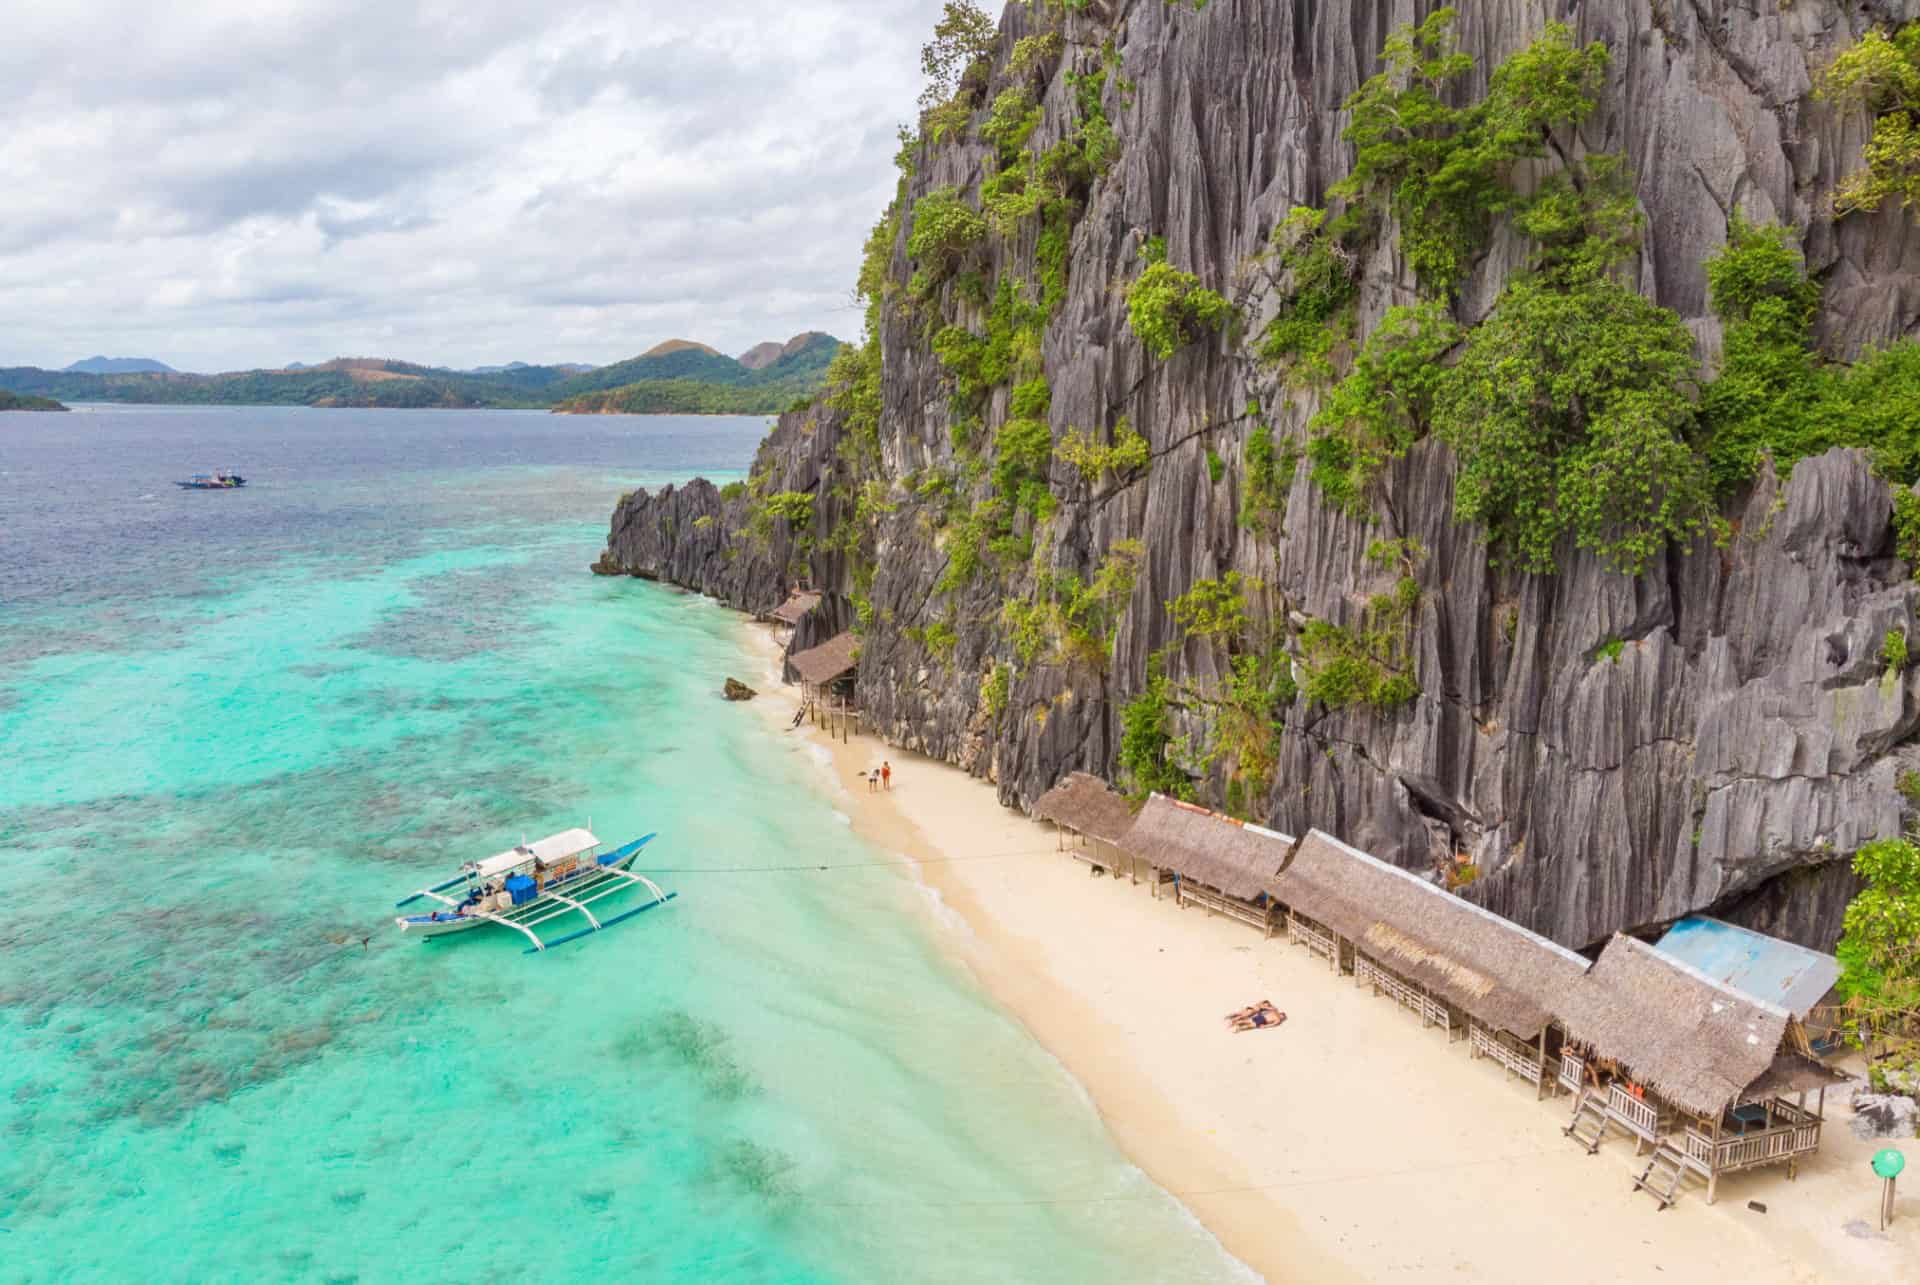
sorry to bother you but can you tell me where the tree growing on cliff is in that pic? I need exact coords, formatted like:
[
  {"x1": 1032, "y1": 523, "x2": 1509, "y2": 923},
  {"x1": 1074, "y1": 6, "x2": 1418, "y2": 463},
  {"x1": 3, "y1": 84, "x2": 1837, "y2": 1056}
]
[
  {"x1": 1821, "y1": 23, "x2": 1920, "y2": 215},
  {"x1": 919, "y1": 1, "x2": 998, "y2": 111},
  {"x1": 1836, "y1": 836, "x2": 1920, "y2": 1087}
]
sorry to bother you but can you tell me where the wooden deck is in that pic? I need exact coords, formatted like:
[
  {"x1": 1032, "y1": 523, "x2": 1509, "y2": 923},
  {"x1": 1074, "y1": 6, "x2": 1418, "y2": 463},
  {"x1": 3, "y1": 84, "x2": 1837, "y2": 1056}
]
[{"x1": 1681, "y1": 1099, "x2": 1823, "y2": 1201}]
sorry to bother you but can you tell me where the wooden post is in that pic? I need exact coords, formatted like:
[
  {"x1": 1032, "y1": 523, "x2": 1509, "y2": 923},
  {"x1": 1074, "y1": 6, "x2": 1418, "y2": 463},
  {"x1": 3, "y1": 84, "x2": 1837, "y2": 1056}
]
[
  {"x1": 1537, "y1": 1029, "x2": 1549, "y2": 1101},
  {"x1": 1707, "y1": 1116, "x2": 1721, "y2": 1204}
]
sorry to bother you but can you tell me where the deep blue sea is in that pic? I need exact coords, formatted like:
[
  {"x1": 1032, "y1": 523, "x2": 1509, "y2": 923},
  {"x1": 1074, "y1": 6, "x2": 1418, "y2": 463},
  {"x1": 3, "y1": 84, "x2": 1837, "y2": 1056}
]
[{"x1": 0, "y1": 406, "x2": 1246, "y2": 1283}]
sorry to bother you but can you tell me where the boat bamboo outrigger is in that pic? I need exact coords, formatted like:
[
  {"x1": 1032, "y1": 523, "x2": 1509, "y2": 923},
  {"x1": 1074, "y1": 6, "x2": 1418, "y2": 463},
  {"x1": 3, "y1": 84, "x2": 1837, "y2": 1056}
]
[{"x1": 394, "y1": 828, "x2": 675, "y2": 953}]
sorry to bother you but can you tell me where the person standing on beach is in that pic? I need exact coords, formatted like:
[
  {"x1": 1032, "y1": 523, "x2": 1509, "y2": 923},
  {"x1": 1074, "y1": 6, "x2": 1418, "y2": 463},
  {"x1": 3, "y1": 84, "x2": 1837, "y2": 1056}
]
[{"x1": 882, "y1": 761, "x2": 892, "y2": 791}]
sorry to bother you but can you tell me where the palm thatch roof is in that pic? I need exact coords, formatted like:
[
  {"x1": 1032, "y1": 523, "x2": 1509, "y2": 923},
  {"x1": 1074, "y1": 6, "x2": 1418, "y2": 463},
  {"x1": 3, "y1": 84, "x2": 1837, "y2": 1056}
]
[
  {"x1": 1031, "y1": 773, "x2": 1136, "y2": 844},
  {"x1": 1552, "y1": 935, "x2": 1842, "y2": 1117},
  {"x1": 1273, "y1": 831, "x2": 1592, "y2": 1040},
  {"x1": 1117, "y1": 795, "x2": 1293, "y2": 901},
  {"x1": 766, "y1": 590, "x2": 821, "y2": 626},
  {"x1": 789, "y1": 631, "x2": 859, "y2": 686}
]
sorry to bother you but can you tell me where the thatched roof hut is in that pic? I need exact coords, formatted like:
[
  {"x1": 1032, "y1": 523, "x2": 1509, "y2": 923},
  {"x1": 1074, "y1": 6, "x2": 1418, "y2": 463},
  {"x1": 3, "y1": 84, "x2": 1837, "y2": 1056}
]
[
  {"x1": 1273, "y1": 831, "x2": 1592, "y2": 1040},
  {"x1": 1552, "y1": 934, "x2": 1841, "y2": 1118},
  {"x1": 789, "y1": 631, "x2": 859, "y2": 686},
  {"x1": 1031, "y1": 773, "x2": 1135, "y2": 845},
  {"x1": 766, "y1": 590, "x2": 821, "y2": 627},
  {"x1": 1117, "y1": 795, "x2": 1293, "y2": 900}
]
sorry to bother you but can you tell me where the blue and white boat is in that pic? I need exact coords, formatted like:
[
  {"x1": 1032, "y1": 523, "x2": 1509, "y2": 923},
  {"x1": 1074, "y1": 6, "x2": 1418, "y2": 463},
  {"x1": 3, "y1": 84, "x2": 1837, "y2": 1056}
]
[
  {"x1": 177, "y1": 471, "x2": 246, "y2": 489},
  {"x1": 394, "y1": 828, "x2": 674, "y2": 952}
]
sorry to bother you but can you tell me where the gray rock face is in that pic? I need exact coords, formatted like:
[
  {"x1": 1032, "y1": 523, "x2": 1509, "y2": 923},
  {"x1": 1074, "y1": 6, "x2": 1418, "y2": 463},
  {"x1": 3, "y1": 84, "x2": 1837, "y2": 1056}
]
[
  {"x1": 597, "y1": 0, "x2": 1920, "y2": 951},
  {"x1": 1849, "y1": 1092, "x2": 1919, "y2": 1141}
]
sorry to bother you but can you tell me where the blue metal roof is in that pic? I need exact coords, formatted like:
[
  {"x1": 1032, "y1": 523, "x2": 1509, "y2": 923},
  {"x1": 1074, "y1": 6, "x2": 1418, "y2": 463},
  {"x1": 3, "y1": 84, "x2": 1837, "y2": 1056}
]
[{"x1": 1651, "y1": 917, "x2": 1840, "y2": 1018}]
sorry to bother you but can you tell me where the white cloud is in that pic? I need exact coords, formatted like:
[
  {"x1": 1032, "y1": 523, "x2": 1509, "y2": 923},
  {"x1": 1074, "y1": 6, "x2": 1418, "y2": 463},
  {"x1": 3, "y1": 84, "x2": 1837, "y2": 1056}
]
[{"x1": 0, "y1": 0, "x2": 947, "y2": 371}]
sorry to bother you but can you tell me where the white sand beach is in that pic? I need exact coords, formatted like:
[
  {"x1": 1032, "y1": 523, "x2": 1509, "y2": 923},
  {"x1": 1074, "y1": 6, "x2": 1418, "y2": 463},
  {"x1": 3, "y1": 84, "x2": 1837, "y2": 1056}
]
[{"x1": 740, "y1": 622, "x2": 1916, "y2": 1284}]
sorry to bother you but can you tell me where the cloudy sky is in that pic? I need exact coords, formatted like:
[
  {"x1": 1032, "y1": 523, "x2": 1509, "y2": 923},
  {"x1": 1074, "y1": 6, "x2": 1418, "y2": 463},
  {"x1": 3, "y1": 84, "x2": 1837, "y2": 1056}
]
[{"x1": 0, "y1": 0, "x2": 947, "y2": 372}]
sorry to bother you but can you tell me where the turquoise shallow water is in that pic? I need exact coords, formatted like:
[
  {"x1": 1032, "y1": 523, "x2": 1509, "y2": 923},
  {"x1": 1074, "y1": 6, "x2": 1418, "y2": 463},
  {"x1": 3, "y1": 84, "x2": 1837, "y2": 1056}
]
[{"x1": 0, "y1": 407, "x2": 1248, "y2": 1284}]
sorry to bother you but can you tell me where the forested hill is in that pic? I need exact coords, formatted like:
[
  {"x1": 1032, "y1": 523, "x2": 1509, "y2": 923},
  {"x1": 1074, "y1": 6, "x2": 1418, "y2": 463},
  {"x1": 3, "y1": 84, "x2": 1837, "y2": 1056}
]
[
  {"x1": 600, "y1": 0, "x2": 1920, "y2": 957},
  {"x1": 0, "y1": 333, "x2": 843, "y2": 412},
  {"x1": 548, "y1": 333, "x2": 843, "y2": 414},
  {"x1": 0, "y1": 389, "x2": 67, "y2": 411}
]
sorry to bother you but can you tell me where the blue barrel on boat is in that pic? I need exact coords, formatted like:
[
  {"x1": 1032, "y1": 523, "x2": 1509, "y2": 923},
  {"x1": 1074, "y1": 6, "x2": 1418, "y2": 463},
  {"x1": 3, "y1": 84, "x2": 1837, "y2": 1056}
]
[{"x1": 505, "y1": 874, "x2": 538, "y2": 906}]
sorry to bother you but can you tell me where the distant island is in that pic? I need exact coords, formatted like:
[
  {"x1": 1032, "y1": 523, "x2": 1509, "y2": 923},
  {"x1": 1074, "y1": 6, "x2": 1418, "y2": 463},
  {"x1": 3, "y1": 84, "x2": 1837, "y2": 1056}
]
[
  {"x1": 549, "y1": 334, "x2": 841, "y2": 415},
  {"x1": 64, "y1": 356, "x2": 177, "y2": 374},
  {"x1": 0, "y1": 333, "x2": 842, "y2": 414},
  {"x1": 0, "y1": 389, "x2": 68, "y2": 411}
]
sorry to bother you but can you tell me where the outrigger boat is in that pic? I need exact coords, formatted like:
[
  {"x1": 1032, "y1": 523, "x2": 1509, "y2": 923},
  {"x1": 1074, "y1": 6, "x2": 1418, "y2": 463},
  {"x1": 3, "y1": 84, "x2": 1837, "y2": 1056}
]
[
  {"x1": 177, "y1": 471, "x2": 246, "y2": 489},
  {"x1": 394, "y1": 828, "x2": 675, "y2": 953}
]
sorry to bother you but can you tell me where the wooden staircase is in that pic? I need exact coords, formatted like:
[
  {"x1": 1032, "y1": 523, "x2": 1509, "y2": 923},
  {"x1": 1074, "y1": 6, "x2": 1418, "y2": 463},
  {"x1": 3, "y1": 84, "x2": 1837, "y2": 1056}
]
[
  {"x1": 1563, "y1": 1094, "x2": 1611, "y2": 1154},
  {"x1": 1632, "y1": 1143, "x2": 1691, "y2": 1210}
]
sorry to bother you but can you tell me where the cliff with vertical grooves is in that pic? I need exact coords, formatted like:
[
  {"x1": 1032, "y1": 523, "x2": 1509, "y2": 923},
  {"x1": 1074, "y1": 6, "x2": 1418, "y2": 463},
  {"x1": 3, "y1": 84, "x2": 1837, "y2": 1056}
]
[{"x1": 598, "y1": 0, "x2": 1920, "y2": 952}]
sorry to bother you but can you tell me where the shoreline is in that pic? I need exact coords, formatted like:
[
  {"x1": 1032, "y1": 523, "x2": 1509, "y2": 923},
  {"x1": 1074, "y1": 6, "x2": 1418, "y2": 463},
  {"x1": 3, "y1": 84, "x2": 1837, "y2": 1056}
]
[{"x1": 731, "y1": 618, "x2": 1908, "y2": 1283}]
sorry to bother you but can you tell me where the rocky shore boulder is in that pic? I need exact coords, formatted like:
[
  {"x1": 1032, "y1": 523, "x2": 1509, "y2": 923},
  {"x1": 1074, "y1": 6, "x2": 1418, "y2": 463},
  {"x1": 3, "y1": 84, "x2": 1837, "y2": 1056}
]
[{"x1": 723, "y1": 678, "x2": 757, "y2": 702}]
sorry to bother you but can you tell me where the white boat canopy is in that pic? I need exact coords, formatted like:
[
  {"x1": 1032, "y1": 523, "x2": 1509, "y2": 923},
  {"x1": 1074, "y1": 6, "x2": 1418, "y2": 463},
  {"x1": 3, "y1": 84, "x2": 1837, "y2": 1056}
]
[
  {"x1": 528, "y1": 828, "x2": 599, "y2": 863},
  {"x1": 467, "y1": 828, "x2": 600, "y2": 879}
]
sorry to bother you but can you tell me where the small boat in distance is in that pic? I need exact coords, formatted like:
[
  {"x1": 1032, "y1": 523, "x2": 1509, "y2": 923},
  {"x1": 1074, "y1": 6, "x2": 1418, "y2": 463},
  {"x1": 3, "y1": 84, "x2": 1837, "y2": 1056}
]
[
  {"x1": 177, "y1": 471, "x2": 246, "y2": 489},
  {"x1": 394, "y1": 828, "x2": 674, "y2": 953}
]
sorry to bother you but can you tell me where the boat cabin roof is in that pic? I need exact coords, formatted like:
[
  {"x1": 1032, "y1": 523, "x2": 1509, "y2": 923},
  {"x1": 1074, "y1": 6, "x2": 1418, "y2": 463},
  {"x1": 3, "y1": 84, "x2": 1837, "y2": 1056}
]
[{"x1": 469, "y1": 828, "x2": 600, "y2": 878}]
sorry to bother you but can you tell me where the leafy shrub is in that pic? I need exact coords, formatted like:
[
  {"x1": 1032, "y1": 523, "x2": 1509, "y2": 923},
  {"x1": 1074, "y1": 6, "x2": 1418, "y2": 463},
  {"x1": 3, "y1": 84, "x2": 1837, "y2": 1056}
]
[
  {"x1": 991, "y1": 416, "x2": 1056, "y2": 523},
  {"x1": 1820, "y1": 24, "x2": 1920, "y2": 215},
  {"x1": 1059, "y1": 418, "x2": 1151, "y2": 484},
  {"x1": 1240, "y1": 421, "x2": 1298, "y2": 532},
  {"x1": 981, "y1": 662, "x2": 1012, "y2": 716},
  {"x1": 1886, "y1": 627, "x2": 1910, "y2": 675},
  {"x1": 1125, "y1": 242, "x2": 1235, "y2": 360},
  {"x1": 1206, "y1": 449, "x2": 1226, "y2": 484},
  {"x1": 907, "y1": 188, "x2": 987, "y2": 283},
  {"x1": 1434, "y1": 264, "x2": 1714, "y2": 574},
  {"x1": 1119, "y1": 666, "x2": 1191, "y2": 799},
  {"x1": 1835, "y1": 837, "x2": 1920, "y2": 1068},
  {"x1": 1256, "y1": 206, "x2": 1365, "y2": 386},
  {"x1": 762, "y1": 491, "x2": 815, "y2": 528},
  {"x1": 981, "y1": 86, "x2": 1042, "y2": 163},
  {"x1": 1333, "y1": 12, "x2": 1608, "y2": 294},
  {"x1": 1167, "y1": 572, "x2": 1253, "y2": 640},
  {"x1": 1307, "y1": 302, "x2": 1460, "y2": 512}
]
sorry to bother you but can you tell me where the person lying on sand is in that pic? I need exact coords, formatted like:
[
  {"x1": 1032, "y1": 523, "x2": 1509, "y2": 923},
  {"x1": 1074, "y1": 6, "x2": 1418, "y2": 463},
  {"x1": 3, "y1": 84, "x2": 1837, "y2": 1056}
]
[{"x1": 1228, "y1": 1001, "x2": 1287, "y2": 1032}]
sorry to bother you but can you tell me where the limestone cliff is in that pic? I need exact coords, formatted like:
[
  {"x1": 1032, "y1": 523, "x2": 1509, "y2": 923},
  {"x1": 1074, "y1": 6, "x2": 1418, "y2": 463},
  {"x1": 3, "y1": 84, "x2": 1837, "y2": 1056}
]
[{"x1": 598, "y1": 0, "x2": 1920, "y2": 952}]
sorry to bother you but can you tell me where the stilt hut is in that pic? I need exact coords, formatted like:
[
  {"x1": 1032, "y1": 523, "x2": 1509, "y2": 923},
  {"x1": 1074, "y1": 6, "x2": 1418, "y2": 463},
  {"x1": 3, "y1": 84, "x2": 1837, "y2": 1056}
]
[
  {"x1": 762, "y1": 589, "x2": 821, "y2": 630},
  {"x1": 1030, "y1": 773, "x2": 1138, "y2": 880},
  {"x1": 787, "y1": 631, "x2": 860, "y2": 740},
  {"x1": 1115, "y1": 795, "x2": 1293, "y2": 932},
  {"x1": 1550, "y1": 932, "x2": 1844, "y2": 1207},
  {"x1": 1268, "y1": 831, "x2": 1590, "y2": 1089}
]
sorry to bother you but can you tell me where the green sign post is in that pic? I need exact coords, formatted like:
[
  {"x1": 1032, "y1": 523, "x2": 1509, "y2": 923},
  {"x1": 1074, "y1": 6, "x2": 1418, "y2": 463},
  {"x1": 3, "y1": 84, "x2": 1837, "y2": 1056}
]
[{"x1": 1875, "y1": 1148, "x2": 1905, "y2": 1231}]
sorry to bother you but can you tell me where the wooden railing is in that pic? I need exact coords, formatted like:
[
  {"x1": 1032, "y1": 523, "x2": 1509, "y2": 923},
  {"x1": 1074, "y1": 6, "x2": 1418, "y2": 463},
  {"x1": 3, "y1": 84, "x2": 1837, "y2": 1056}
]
[
  {"x1": 1682, "y1": 1101, "x2": 1822, "y2": 1175},
  {"x1": 1356, "y1": 955, "x2": 1453, "y2": 1035},
  {"x1": 1471, "y1": 1022, "x2": 1552, "y2": 1089},
  {"x1": 1178, "y1": 882, "x2": 1275, "y2": 936},
  {"x1": 1288, "y1": 911, "x2": 1340, "y2": 970},
  {"x1": 1558, "y1": 1049, "x2": 1587, "y2": 1096},
  {"x1": 1607, "y1": 1083, "x2": 1664, "y2": 1142}
]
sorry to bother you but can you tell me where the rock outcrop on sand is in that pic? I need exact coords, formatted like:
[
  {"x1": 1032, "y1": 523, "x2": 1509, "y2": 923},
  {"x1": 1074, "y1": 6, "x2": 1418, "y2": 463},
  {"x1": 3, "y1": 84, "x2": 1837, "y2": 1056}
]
[{"x1": 597, "y1": 1, "x2": 1920, "y2": 953}]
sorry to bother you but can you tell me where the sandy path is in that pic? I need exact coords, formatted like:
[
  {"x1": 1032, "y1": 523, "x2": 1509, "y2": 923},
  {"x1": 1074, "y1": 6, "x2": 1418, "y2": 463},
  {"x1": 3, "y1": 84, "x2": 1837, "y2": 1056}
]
[{"x1": 733, "y1": 621, "x2": 1914, "y2": 1283}]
